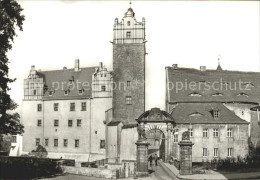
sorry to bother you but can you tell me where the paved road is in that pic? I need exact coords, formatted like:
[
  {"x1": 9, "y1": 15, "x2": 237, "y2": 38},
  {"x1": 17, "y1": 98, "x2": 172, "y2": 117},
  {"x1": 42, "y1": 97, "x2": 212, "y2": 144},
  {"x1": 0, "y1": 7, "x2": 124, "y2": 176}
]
[
  {"x1": 149, "y1": 164, "x2": 179, "y2": 180},
  {"x1": 41, "y1": 174, "x2": 107, "y2": 180}
]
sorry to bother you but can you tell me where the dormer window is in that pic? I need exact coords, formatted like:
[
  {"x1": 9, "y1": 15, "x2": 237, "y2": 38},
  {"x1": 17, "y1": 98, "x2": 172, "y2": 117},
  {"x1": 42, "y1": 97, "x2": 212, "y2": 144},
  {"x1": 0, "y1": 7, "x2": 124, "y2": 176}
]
[
  {"x1": 189, "y1": 92, "x2": 202, "y2": 97},
  {"x1": 212, "y1": 93, "x2": 223, "y2": 97},
  {"x1": 237, "y1": 93, "x2": 249, "y2": 97},
  {"x1": 49, "y1": 91, "x2": 53, "y2": 96},
  {"x1": 78, "y1": 90, "x2": 82, "y2": 95},
  {"x1": 213, "y1": 110, "x2": 220, "y2": 118},
  {"x1": 64, "y1": 90, "x2": 69, "y2": 95}
]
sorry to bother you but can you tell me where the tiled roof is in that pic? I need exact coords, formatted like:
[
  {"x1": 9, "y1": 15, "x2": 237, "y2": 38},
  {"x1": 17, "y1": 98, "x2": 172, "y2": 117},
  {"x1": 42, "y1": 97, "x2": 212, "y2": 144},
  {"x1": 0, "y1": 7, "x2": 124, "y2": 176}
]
[
  {"x1": 166, "y1": 67, "x2": 260, "y2": 104},
  {"x1": 171, "y1": 103, "x2": 248, "y2": 124},
  {"x1": 39, "y1": 67, "x2": 97, "y2": 100}
]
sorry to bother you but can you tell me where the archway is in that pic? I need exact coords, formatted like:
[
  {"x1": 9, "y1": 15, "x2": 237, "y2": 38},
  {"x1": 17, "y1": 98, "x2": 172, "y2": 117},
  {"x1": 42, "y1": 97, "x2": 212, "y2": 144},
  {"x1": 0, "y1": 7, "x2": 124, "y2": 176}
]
[{"x1": 136, "y1": 108, "x2": 176, "y2": 162}]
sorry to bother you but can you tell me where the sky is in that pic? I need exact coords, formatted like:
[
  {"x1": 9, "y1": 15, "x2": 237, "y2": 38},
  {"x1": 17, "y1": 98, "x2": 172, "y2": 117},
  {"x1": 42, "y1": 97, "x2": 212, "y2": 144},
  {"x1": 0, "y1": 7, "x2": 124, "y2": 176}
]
[{"x1": 7, "y1": 0, "x2": 260, "y2": 114}]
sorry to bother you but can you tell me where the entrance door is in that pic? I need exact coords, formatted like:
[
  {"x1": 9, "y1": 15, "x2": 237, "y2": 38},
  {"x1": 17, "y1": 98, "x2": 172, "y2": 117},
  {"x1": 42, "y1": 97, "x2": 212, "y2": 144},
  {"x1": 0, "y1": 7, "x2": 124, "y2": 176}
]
[{"x1": 146, "y1": 129, "x2": 166, "y2": 161}]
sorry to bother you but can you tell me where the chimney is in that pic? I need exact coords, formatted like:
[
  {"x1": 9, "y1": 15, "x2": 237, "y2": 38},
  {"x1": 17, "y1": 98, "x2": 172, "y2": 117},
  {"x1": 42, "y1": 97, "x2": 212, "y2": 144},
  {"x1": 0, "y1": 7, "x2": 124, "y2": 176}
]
[
  {"x1": 74, "y1": 59, "x2": 80, "y2": 72},
  {"x1": 200, "y1": 66, "x2": 206, "y2": 71},
  {"x1": 99, "y1": 62, "x2": 103, "y2": 69},
  {"x1": 31, "y1": 65, "x2": 35, "y2": 71},
  {"x1": 63, "y1": 67, "x2": 67, "y2": 70},
  {"x1": 172, "y1": 64, "x2": 178, "y2": 69}
]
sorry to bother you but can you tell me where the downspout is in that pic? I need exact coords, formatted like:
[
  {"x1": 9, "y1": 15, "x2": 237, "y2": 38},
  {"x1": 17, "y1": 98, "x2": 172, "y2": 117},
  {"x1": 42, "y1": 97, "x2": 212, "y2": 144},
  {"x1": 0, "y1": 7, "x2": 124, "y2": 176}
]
[
  {"x1": 42, "y1": 100, "x2": 44, "y2": 146},
  {"x1": 90, "y1": 99, "x2": 92, "y2": 155}
]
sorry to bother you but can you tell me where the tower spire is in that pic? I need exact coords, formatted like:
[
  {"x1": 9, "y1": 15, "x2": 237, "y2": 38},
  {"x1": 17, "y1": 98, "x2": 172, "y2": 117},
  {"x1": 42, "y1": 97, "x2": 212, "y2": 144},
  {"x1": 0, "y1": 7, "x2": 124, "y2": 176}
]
[
  {"x1": 217, "y1": 54, "x2": 223, "y2": 71},
  {"x1": 129, "y1": 0, "x2": 132, "y2": 8}
]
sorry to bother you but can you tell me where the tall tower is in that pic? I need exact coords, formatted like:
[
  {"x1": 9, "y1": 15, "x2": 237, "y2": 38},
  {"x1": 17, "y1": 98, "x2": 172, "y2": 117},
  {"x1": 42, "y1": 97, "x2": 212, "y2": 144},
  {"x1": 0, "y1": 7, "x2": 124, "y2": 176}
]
[{"x1": 112, "y1": 7, "x2": 146, "y2": 124}]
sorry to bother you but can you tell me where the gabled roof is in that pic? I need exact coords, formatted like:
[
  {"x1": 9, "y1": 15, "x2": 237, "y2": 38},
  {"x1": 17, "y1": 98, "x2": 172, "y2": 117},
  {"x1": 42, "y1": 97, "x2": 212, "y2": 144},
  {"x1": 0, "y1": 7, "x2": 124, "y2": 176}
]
[
  {"x1": 137, "y1": 108, "x2": 175, "y2": 123},
  {"x1": 171, "y1": 103, "x2": 248, "y2": 124},
  {"x1": 39, "y1": 67, "x2": 97, "y2": 100},
  {"x1": 166, "y1": 67, "x2": 260, "y2": 104}
]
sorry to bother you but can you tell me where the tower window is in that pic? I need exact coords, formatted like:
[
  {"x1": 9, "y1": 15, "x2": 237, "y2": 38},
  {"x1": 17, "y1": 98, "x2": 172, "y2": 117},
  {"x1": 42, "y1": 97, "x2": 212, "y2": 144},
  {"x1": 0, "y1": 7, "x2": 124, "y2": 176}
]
[
  {"x1": 49, "y1": 91, "x2": 53, "y2": 96},
  {"x1": 127, "y1": 81, "x2": 131, "y2": 87},
  {"x1": 188, "y1": 128, "x2": 193, "y2": 137},
  {"x1": 126, "y1": 31, "x2": 131, "y2": 38},
  {"x1": 127, "y1": 21, "x2": 131, "y2": 26},
  {"x1": 34, "y1": 89, "x2": 37, "y2": 95},
  {"x1": 79, "y1": 89, "x2": 83, "y2": 95},
  {"x1": 101, "y1": 85, "x2": 106, "y2": 91},
  {"x1": 125, "y1": 96, "x2": 132, "y2": 105},
  {"x1": 64, "y1": 90, "x2": 69, "y2": 95}
]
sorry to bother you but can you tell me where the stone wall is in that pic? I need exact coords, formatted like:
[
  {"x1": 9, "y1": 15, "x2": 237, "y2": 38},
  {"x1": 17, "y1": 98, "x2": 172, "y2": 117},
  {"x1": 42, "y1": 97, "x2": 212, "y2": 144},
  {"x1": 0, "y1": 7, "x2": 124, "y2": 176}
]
[{"x1": 62, "y1": 166, "x2": 115, "y2": 179}]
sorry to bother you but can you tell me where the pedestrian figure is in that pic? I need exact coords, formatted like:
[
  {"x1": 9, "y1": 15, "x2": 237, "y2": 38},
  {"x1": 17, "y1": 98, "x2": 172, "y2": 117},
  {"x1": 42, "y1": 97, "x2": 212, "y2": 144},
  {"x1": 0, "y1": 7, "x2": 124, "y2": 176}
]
[
  {"x1": 154, "y1": 154, "x2": 158, "y2": 166},
  {"x1": 148, "y1": 155, "x2": 153, "y2": 167}
]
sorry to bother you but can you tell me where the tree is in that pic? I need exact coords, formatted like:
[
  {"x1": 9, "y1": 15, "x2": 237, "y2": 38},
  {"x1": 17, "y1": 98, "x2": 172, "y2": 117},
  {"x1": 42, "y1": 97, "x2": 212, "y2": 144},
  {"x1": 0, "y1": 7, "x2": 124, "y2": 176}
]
[{"x1": 0, "y1": 0, "x2": 24, "y2": 147}]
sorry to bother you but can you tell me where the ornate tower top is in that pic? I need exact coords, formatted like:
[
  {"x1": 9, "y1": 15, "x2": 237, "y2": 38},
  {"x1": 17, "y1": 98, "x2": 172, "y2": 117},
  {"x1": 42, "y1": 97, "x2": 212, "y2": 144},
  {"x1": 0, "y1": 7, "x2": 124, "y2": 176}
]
[{"x1": 113, "y1": 7, "x2": 145, "y2": 44}]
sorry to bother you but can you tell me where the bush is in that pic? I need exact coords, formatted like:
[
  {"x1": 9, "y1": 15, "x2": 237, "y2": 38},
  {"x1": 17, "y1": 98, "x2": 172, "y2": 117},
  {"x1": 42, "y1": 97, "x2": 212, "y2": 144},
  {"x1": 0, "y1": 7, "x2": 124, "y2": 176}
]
[{"x1": 0, "y1": 156, "x2": 62, "y2": 179}]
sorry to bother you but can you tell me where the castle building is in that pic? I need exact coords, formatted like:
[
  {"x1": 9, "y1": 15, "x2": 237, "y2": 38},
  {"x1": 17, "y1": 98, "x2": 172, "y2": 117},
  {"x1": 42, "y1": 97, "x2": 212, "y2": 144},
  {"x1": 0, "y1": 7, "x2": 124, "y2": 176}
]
[
  {"x1": 166, "y1": 65, "x2": 260, "y2": 162},
  {"x1": 21, "y1": 61, "x2": 112, "y2": 161},
  {"x1": 19, "y1": 6, "x2": 260, "y2": 166}
]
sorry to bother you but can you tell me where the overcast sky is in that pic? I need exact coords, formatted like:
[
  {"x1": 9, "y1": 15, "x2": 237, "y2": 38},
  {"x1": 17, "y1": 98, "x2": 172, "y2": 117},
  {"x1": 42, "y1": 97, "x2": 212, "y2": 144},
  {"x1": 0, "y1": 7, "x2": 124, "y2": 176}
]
[{"x1": 8, "y1": 0, "x2": 260, "y2": 113}]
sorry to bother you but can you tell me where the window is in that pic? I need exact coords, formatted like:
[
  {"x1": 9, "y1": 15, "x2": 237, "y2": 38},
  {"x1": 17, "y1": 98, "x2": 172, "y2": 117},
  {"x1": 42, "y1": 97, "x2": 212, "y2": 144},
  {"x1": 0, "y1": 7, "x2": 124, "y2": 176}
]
[
  {"x1": 34, "y1": 89, "x2": 37, "y2": 95},
  {"x1": 227, "y1": 128, "x2": 232, "y2": 137},
  {"x1": 54, "y1": 103, "x2": 59, "y2": 111},
  {"x1": 188, "y1": 128, "x2": 193, "y2": 137},
  {"x1": 127, "y1": 81, "x2": 131, "y2": 87},
  {"x1": 70, "y1": 103, "x2": 75, "y2": 111},
  {"x1": 12, "y1": 136, "x2": 16, "y2": 143},
  {"x1": 64, "y1": 139, "x2": 68, "y2": 147},
  {"x1": 54, "y1": 139, "x2": 58, "y2": 147},
  {"x1": 174, "y1": 133, "x2": 178, "y2": 142},
  {"x1": 101, "y1": 85, "x2": 106, "y2": 91},
  {"x1": 77, "y1": 119, "x2": 82, "y2": 127},
  {"x1": 37, "y1": 104, "x2": 42, "y2": 112},
  {"x1": 49, "y1": 91, "x2": 53, "y2": 96},
  {"x1": 64, "y1": 90, "x2": 69, "y2": 95},
  {"x1": 126, "y1": 31, "x2": 131, "y2": 38},
  {"x1": 214, "y1": 148, "x2": 219, "y2": 157},
  {"x1": 213, "y1": 129, "x2": 219, "y2": 137},
  {"x1": 125, "y1": 96, "x2": 132, "y2": 105},
  {"x1": 75, "y1": 139, "x2": 79, "y2": 148},
  {"x1": 228, "y1": 148, "x2": 233, "y2": 157},
  {"x1": 81, "y1": 102, "x2": 86, "y2": 111},
  {"x1": 37, "y1": 119, "x2": 42, "y2": 127},
  {"x1": 203, "y1": 128, "x2": 208, "y2": 137},
  {"x1": 100, "y1": 140, "x2": 105, "y2": 149},
  {"x1": 203, "y1": 148, "x2": 208, "y2": 157},
  {"x1": 127, "y1": 21, "x2": 131, "y2": 26},
  {"x1": 45, "y1": 138, "x2": 49, "y2": 146},
  {"x1": 68, "y1": 120, "x2": 73, "y2": 127},
  {"x1": 213, "y1": 110, "x2": 219, "y2": 118},
  {"x1": 79, "y1": 89, "x2": 83, "y2": 95},
  {"x1": 173, "y1": 129, "x2": 179, "y2": 142},
  {"x1": 54, "y1": 120, "x2": 59, "y2": 127},
  {"x1": 36, "y1": 138, "x2": 40, "y2": 146}
]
